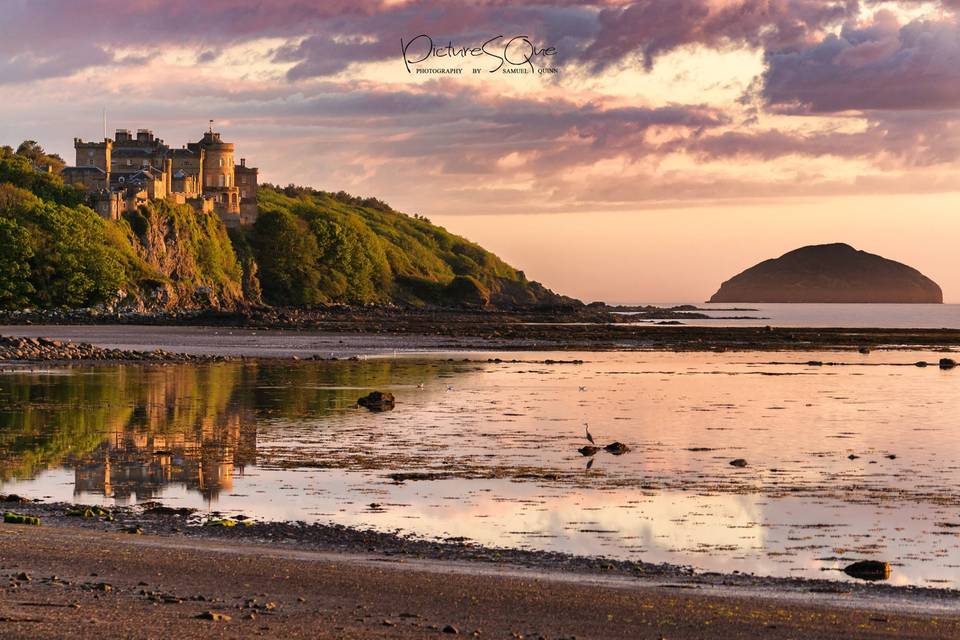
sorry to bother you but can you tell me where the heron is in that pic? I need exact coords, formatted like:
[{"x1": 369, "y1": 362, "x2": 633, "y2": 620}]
[{"x1": 585, "y1": 423, "x2": 595, "y2": 445}]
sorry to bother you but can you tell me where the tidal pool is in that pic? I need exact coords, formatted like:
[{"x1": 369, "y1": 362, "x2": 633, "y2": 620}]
[{"x1": 1, "y1": 350, "x2": 959, "y2": 587}]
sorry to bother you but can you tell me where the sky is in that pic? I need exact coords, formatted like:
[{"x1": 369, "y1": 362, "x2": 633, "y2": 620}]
[{"x1": 1, "y1": 0, "x2": 959, "y2": 302}]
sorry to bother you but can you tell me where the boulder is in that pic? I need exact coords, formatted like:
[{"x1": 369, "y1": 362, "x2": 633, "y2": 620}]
[
  {"x1": 843, "y1": 560, "x2": 891, "y2": 581},
  {"x1": 357, "y1": 391, "x2": 396, "y2": 412},
  {"x1": 603, "y1": 442, "x2": 630, "y2": 455}
]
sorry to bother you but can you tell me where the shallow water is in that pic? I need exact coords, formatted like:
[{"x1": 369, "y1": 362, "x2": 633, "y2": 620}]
[{"x1": 2, "y1": 351, "x2": 959, "y2": 587}]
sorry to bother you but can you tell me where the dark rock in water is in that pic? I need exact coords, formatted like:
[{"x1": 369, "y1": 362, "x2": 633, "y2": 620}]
[
  {"x1": 848, "y1": 454, "x2": 860, "y2": 460},
  {"x1": 858, "y1": 346, "x2": 871, "y2": 354},
  {"x1": 603, "y1": 442, "x2": 630, "y2": 455},
  {"x1": 358, "y1": 391, "x2": 396, "y2": 411},
  {"x1": 939, "y1": 358, "x2": 957, "y2": 370},
  {"x1": 388, "y1": 471, "x2": 454, "y2": 482},
  {"x1": 916, "y1": 361, "x2": 928, "y2": 367},
  {"x1": 729, "y1": 458, "x2": 748, "y2": 467},
  {"x1": 442, "y1": 624, "x2": 459, "y2": 634},
  {"x1": 843, "y1": 560, "x2": 891, "y2": 581},
  {"x1": 578, "y1": 445, "x2": 600, "y2": 457},
  {"x1": 709, "y1": 243, "x2": 943, "y2": 303}
]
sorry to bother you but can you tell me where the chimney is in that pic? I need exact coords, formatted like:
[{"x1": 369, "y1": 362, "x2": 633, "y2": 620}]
[{"x1": 240, "y1": 158, "x2": 246, "y2": 167}]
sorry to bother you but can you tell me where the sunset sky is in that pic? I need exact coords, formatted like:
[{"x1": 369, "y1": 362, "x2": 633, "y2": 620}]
[{"x1": 1, "y1": 0, "x2": 958, "y2": 302}]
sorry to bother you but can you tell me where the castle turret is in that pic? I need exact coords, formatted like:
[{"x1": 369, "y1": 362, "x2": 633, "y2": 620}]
[{"x1": 197, "y1": 130, "x2": 240, "y2": 222}]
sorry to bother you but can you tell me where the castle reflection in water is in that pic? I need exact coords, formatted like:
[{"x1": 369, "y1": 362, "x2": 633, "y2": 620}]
[
  {"x1": 73, "y1": 408, "x2": 257, "y2": 502},
  {"x1": 0, "y1": 359, "x2": 435, "y2": 502}
]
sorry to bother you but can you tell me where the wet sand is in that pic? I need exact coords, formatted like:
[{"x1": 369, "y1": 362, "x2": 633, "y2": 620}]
[{"x1": 2, "y1": 523, "x2": 960, "y2": 639}]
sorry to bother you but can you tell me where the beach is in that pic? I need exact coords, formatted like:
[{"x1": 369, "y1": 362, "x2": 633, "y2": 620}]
[
  {"x1": 3, "y1": 522, "x2": 960, "y2": 640},
  {"x1": 1, "y1": 322, "x2": 960, "y2": 638}
]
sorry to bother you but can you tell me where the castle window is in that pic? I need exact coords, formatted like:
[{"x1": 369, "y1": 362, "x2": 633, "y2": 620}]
[
  {"x1": 240, "y1": 175, "x2": 247, "y2": 184},
  {"x1": 87, "y1": 150, "x2": 94, "y2": 157},
  {"x1": 219, "y1": 157, "x2": 223, "y2": 168},
  {"x1": 219, "y1": 175, "x2": 225, "y2": 187}
]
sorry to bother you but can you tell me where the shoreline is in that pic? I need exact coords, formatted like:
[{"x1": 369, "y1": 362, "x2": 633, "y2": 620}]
[
  {"x1": 3, "y1": 498, "x2": 958, "y2": 607},
  {"x1": 2, "y1": 323, "x2": 960, "y2": 358},
  {"x1": 0, "y1": 496, "x2": 960, "y2": 637}
]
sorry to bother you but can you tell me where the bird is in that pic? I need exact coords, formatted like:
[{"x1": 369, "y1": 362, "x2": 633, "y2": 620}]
[
  {"x1": 416, "y1": 383, "x2": 425, "y2": 390},
  {"x1": 578, "y1": 386, "x2": 587, "y2": 392},
  {"x1": 585, "y1": 423, "x2": 595, "y2": 445}
]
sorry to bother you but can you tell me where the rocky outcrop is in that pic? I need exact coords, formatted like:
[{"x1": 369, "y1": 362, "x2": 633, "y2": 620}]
[
  {"x1": 0, "y1": 335, "x2": 228, "y2": 362},
  {"x1": 118, "y1": 200, "x2": 246, "y2": 311},
  {"x1": 709, "y1": 243, "x2": 942, "y2": 303}
]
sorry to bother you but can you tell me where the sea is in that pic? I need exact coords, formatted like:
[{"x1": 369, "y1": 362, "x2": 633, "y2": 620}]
[{"x1": 621, "y1": 302, "x2": 960, "y2": 329}]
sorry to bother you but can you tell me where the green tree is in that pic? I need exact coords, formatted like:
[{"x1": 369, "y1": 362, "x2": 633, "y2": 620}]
[
  {"x1": 21, "y1": 201, "x2": 124, "y2": 308},
  {"x1": 15, "y1": 140, "x2": 65, "y2": 174},
  {"x1": 0, "y1": 218, "x2": 35, "y2": 308},
  {"x1": 0, "y1": 153, "x2": 84, "y2": 206},
  {"x1": 248, "y1": 210, "x2": 323, "y2": 305}
]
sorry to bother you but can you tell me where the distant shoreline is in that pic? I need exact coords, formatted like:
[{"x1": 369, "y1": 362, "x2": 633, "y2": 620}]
[{"x1": 2, "y1": 317, "x2": 960, "y2": 357}]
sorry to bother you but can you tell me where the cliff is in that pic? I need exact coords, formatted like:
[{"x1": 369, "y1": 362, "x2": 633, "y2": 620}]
[
  {"x1": 709, "y1": 243, "x2": 943, "y2": 303},
  {"x1": 117, "y1": 200, "x2": 245, "y2": 310}
]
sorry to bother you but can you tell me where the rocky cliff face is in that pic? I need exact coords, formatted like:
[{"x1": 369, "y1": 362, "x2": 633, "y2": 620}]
[
  {"x1": 709, "y1": 243, "x2": 943, "y2": 303},
  {"x1": 118, "y1": 201, "x2": 245, "y2": 311}
]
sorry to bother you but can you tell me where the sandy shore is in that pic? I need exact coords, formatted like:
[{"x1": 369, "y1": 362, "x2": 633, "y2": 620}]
[{"x1": 2, "y1": 523, "x2": 959, "y2": 639}]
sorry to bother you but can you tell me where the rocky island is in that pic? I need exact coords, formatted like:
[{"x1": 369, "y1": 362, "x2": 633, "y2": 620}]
[{"x1": 709, "y1": 243, "x2": 943, "y2": 304}]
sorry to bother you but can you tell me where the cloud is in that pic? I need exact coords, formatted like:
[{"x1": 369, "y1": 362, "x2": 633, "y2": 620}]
[
  {"x1": 1, "y1": 0, "x2": 959, "y2": 216},
  {"x1": 763, "y1": 11, "x2": 960, "y2": 111},
  {"x1": 0, "y1": 44, "x2": 113, "y2": 84},
  {"x1": 582, "y1": 0, "x2": 857, "y2": 71}
]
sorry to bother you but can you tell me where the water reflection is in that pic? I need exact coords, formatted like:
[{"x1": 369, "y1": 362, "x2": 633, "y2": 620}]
[
  {"x1": 0, "y1": 361, "x2": 459, "y2": 501},
  {"x1": 1, "y1": 352, "x2": 959, "y2": 587}
]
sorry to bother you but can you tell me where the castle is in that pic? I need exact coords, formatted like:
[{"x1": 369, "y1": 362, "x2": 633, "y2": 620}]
[{"x1": 62, "y1": 126, "x2": 258, "y2": 227}]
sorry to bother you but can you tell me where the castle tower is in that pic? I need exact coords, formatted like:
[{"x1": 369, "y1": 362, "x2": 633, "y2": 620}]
[
  {"x1": 197, "y1": 130, "x2": 240, "y2": 221},
  {"x1": 74, "y1": 137, "x2": 112, "y2": 172}
]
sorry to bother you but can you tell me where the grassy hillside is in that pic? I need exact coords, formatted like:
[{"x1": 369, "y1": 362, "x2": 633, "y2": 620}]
[
  {"x1": 0, "y1": 142, "x2": 574, "y2": 310},
  {"x1": 244, "y1": 186, "x2": 572, "y2": 308}
]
